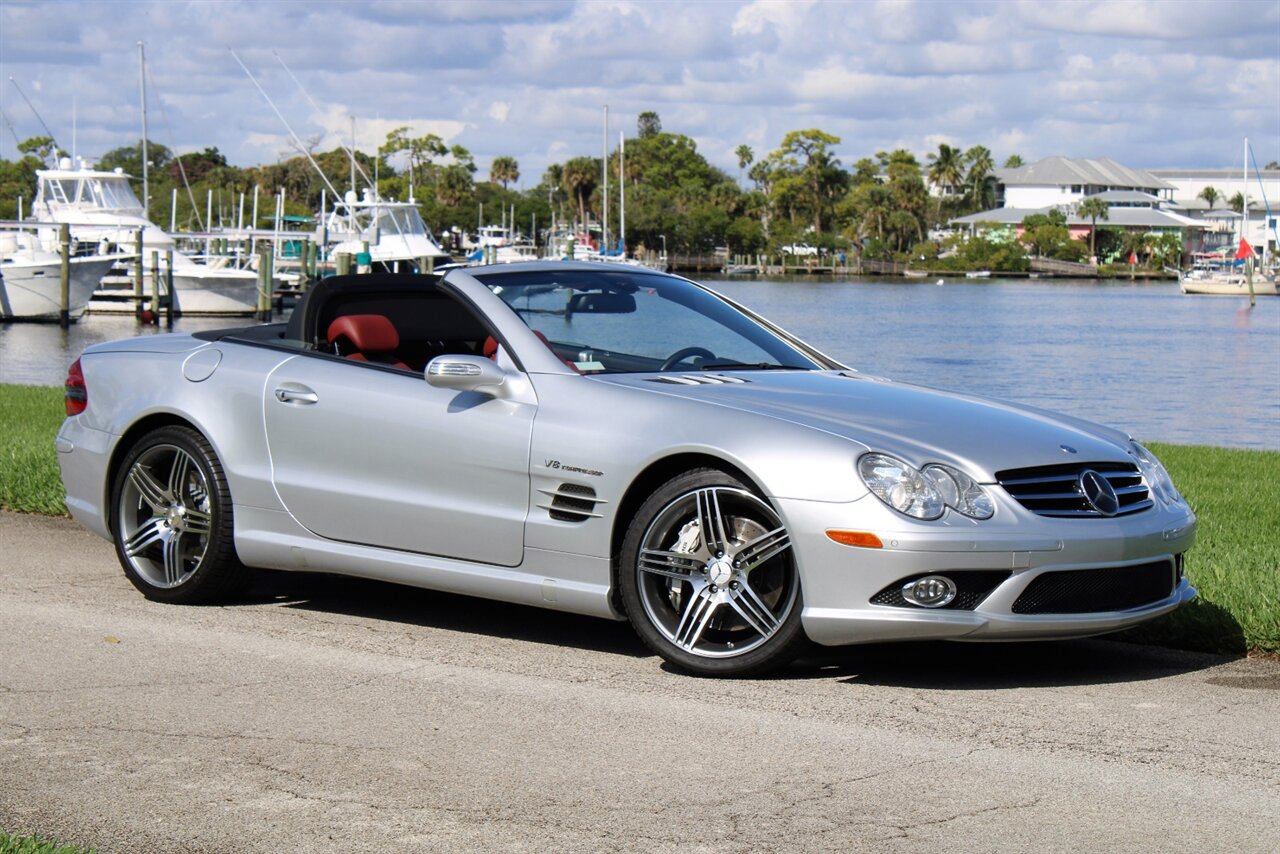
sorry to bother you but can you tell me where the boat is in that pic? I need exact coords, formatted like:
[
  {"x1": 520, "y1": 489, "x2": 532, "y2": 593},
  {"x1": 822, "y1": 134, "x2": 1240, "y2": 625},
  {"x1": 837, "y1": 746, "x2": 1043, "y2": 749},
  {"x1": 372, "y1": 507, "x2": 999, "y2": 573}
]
[
  {"x1": 0, "y1": 230, "x2": 121, "y2": 321},
  {"x1": 31, "y1": 160, "x2": 263, "y2": 315},
  {"x1": 1181, "y1": 138, "x2": 1279, "y2": 296},
  {"x1": 1180, "y1": 252, "x2": 1278, "y2": 295},
  {"x1": 965, "y1": 270, "x2": 991, "y2": 278},
  {"x1": 324, "y1": 190, "x2": 451, "y2": 272},
  {"x1": 464, "y1": 224, "x2": 541, "y2": 265},
  {"x1": 903, "y1": 270, "x2": 929, "y2": 278}
]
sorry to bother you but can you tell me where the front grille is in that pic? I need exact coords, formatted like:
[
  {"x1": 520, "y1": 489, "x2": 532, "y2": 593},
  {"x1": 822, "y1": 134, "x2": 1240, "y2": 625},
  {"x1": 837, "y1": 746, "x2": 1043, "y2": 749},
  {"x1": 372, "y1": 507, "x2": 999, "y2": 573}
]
[
  {"x1": 1011, "y1": 561, "x2": 1174, "y2": 614},
  {"x1": 996, "y1": 461, "x2": 1152, "y2": 518},
  {"x1": 870, "y1": 570, "x2": 1012, "y2": 611}
]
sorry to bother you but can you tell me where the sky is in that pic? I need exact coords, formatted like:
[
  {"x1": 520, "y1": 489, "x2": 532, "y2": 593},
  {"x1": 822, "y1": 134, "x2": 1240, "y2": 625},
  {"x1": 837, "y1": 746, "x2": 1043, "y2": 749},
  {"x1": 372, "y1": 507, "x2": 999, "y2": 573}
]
[{"x1": 1, "y1": 0, "x2": 1278, "y2": 187}]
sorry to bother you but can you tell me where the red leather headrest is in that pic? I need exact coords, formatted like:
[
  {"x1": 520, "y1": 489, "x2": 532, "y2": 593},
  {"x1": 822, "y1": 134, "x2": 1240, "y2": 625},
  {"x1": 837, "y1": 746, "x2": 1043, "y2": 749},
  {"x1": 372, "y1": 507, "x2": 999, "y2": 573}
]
[{"x1": 327, "y1": 315, "x2": 400, "y2": 353}]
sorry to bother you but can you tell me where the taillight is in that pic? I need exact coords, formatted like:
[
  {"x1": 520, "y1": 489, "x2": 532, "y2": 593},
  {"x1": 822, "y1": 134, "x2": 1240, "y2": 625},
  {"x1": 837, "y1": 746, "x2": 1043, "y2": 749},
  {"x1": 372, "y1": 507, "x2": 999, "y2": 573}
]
[{"x1": 65, "y1": 357, "x2": 88, "y2": 416}]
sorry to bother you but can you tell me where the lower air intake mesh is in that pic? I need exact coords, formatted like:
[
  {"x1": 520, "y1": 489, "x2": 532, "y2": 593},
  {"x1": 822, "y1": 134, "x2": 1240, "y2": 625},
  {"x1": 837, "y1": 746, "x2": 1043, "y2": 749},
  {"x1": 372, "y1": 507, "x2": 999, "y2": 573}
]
[{"x1": 1011, "y1": 561, "x2": 1174, "y2": 614}]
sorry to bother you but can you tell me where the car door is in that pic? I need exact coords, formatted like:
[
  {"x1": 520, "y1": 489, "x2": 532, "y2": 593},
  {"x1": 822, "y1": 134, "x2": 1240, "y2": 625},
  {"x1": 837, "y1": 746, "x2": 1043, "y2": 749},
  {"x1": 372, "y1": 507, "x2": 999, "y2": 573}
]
[{"x1": 263, "y1": 354, "x2": 535, "y2": 567}]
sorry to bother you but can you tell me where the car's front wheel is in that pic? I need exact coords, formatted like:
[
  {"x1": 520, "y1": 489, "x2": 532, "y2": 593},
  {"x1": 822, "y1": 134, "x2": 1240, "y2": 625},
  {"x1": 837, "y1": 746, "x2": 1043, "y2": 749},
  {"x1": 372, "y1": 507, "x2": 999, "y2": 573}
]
[
  {"x1": 110, "y1": 425, "x2": 249, "y2": 603},
  {"x1": 619, "y1": 469, "x2": 809, "y2": 676}
]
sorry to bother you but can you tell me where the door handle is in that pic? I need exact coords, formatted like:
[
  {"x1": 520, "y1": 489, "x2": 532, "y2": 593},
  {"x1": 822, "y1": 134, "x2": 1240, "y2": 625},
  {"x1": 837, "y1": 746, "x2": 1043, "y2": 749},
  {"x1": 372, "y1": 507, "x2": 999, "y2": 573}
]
[{"x1": 274, "y1": 387, "x2": 318, "y2": 405}]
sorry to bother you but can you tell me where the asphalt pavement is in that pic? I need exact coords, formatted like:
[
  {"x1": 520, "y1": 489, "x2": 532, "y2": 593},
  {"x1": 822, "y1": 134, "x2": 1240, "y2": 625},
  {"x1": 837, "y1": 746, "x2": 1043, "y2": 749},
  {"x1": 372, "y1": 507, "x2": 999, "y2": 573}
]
[{"x1": 2, "y1": 510, "x2": 1278, "y2": 853}]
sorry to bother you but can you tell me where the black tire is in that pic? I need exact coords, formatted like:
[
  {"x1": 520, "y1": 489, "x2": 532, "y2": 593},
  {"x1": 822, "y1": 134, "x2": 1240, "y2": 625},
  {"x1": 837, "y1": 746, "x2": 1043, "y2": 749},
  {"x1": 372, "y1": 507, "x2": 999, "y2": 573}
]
[
  {"x1": 109, "y1": 425, "x2": 250, "y2": 603},
  {"x1": 619, "y1": 468, "x2": 809, "y2": 677}
]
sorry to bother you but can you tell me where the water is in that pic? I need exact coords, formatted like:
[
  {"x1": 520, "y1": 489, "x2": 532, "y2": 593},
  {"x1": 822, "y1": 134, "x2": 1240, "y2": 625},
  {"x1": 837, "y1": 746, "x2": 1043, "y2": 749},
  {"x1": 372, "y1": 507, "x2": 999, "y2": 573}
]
[{"x1": 1, "y1": 278, "x2": 1276, "y2": 450}]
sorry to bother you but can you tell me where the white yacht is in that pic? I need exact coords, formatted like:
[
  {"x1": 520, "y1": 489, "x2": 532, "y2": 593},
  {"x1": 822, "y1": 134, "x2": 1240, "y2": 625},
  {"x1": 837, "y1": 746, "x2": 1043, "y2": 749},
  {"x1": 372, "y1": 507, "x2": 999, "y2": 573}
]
[
  {"x1": 32, "y1": 160, "x2": 262, "y2": 315},
  {"x1": 0, "y1": 230, "x2": 120, "y2": 322},
  {"x1": 325, "y1": 190, "x2": 451, "y2": 271}
]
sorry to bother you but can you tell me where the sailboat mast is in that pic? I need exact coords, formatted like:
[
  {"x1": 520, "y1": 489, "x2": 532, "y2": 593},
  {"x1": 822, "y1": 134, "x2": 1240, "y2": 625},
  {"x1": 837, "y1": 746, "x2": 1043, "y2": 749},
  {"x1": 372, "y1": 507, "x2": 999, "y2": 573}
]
[
  {"x1": 138, "y1": 42, "x2": 149, "y2": 213},
  {"x1": 1242, "y1": 137, "x2": 1249, "y2": 250},
  {"x1": 602, "y1": 104, "x2": 609, "y2": 254},
  {"x1": 619, "y1": 131, "x2": 625, "y2": 256}
]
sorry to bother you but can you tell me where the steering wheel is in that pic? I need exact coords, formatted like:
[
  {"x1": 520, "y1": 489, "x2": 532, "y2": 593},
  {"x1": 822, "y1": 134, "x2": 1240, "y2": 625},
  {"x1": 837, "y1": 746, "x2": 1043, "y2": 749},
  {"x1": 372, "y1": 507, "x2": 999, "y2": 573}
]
[{"x1": 659, "y1": 346, "x2": 716, "y2": 371}]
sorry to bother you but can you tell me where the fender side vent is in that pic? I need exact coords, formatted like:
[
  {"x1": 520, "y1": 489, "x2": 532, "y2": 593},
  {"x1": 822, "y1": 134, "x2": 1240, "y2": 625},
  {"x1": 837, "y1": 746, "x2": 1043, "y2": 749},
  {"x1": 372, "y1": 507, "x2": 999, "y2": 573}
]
[
  {"x1": 539, "y1": 483, "x2": 603, "y2": 522},
  {"x1": 649, "y1": 374, "x2": 751, "y2": 385}
]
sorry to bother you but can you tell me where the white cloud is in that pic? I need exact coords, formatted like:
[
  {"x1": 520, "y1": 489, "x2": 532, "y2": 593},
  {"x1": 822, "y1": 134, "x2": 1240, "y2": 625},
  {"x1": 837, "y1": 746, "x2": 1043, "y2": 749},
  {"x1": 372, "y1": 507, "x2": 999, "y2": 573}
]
[
  {"x1": 488, "y1": 101, "x2": 511, "y2": 123},
  {"x1": 0, "y1": 0, "x2": 1276, "y2": 180}
]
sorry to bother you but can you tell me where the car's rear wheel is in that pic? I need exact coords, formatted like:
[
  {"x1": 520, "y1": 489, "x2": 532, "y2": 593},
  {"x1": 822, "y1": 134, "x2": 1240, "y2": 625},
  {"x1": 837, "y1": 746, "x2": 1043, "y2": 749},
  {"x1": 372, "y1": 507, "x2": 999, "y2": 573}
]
[
  {"x1": 619, "y1": 469, "x2": 809, "y2": 677},
  {"x1": 110, "y1": 425, "x2": 249, "y2": 603}
]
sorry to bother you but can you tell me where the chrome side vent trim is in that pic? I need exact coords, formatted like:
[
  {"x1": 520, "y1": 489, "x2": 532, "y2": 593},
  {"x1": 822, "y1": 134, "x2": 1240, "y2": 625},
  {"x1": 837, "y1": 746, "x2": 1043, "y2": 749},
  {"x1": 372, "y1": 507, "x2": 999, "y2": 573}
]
[
  {"x1": 648, "y1": 374, "x2": 751, "y2": 386},
  {"x1": 538, "y1": 483, "x2": 604, "y2": 522}
]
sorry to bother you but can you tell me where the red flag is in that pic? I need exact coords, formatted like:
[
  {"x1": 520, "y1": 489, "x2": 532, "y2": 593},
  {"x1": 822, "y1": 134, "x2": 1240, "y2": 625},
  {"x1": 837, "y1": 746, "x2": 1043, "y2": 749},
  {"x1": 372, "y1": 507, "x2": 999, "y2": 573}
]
[
  {"x1": 1128, "y1": 251, "x2": 1137, "y2": 264},
  {"x1": 1235, "y1": 238, "x2": 1254, "y2": 261}
]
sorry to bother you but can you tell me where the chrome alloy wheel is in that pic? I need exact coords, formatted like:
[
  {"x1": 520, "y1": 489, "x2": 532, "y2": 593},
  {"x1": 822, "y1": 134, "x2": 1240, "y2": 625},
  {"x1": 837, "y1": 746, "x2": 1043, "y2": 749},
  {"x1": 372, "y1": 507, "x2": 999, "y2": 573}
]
[
  {"x1": 636, "y1": 486, "x2": 798, "y2": 659},
  {"x1": 116, "y1": 444, "x2": 213, "y2": 589}
]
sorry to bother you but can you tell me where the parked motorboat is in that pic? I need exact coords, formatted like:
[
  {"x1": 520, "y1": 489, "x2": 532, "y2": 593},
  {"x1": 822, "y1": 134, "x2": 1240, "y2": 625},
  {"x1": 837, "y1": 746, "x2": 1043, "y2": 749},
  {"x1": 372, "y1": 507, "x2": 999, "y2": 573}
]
[
  {"x1": 324, "y1": 190, "x2": 451, "y2": 271},
  {"x1": 0, "y1": 230, "x2": 121, "y2": 321},
  {"x1": 32, "y1": 160, "x2": 262, "y2": 315}
]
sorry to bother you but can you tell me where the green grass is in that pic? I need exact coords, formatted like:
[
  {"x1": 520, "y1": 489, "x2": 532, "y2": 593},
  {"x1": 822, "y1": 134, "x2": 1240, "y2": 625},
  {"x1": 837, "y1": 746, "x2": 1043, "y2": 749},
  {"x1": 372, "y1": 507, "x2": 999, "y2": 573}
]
[
  {"x1": 0, "y1": 384, "x2": 1276, "y2": 654},
  {"x1": 0, "y1": 384, "x2": 67, "y2": 514},
  {"x1": 0, "y1": 832, "x2": 95, "y2": 854},
  {"x1": 1119, "y1": 442, "x2": 1280, "y2": 656}
]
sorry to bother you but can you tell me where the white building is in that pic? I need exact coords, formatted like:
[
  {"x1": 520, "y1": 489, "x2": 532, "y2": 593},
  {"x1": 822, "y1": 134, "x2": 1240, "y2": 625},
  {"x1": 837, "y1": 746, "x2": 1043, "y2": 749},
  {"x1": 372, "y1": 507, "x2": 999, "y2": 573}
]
[
  {"x1": 1147, "y1": 168, "x2": 1280, "y2": 255},
  {"x1": 996, "y1": 157, "x2": 1174, "y2": 209}
]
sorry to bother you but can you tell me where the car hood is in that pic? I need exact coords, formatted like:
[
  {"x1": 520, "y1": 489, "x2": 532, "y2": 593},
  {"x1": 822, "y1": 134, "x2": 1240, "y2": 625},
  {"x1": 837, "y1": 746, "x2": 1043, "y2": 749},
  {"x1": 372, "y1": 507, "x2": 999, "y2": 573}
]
[{"x1": 594, "y1": 370, "x2": 1133, "y2": 481}]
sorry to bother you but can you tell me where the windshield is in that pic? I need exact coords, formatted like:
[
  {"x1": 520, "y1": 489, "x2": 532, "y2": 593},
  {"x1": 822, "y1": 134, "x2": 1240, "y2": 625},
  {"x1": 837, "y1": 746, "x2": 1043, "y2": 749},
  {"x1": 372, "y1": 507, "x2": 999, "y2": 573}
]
[
  {"x1": 372, "y1": 207, "x2": 426, "y2": 237},
  {"x1": 477, "y1": 269, "x2": 824, "y2": 374},
  {"x1": 88, "y1": 178, "x2": 143, "y2": 211}
]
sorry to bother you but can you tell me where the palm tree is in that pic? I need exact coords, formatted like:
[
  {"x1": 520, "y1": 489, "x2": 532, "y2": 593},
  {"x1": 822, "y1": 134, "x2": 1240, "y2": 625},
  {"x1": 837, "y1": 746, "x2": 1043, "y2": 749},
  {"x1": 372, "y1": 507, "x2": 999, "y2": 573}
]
[
  {"x1": 735, "y1": 144, "x2": 754, "y2": 186},
  {"x1": 886, "y1": 209, "x2": 921, "y2": 252},
  {"x1": 1077, "y1": 196, "x2": 1110, "y2": 261},
  {"x1": 854, "y1": 184, "x2": 894, "y2": 240},
  {"x1": 1197, "y1": 186, "x2": 1220, "y2": 209},
  {"x1": 926, "y1": 144, "x2": 964, "y2": 196},
  {"x1": 489, "y1": 156, "x2": 519, "y2": 190},
  {"x1": 1003, "y1": 154, "x2": 1024, "y2": 169},
  {"x1": 964, "y1": 146, "x2": 995, "y2": 209},
  {"x1": 1120, "y1": 230, "x2": 1149, "y2": 267},
  {"x1": 562, "y1": 156, "x2": 598, "y2": 228},
  {"x1": 1228, "y1": 192, "x2": 1245, "y2": 213}
]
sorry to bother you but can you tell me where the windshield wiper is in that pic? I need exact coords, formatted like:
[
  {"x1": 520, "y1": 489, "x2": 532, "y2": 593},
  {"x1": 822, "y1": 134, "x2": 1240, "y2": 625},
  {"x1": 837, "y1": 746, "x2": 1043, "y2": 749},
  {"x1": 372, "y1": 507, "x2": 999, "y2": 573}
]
[{"x1": 698, "y1": 362, "x2": 810, "y2": 371}]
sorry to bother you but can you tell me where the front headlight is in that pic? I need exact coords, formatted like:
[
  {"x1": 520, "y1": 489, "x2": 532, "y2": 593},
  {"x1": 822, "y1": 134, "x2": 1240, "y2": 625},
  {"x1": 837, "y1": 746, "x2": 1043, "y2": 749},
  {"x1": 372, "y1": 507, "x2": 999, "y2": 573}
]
[
  {"x1": 922, "y1": 464, "x2": 995, "y2": 519},
  {"x1": 858, "y1": 454, "x2": 994, "y2": 521},
  {"x1": 858, "y1": 454, "x2": 944, "y2": 520},
  {"x1": 1129, "y1": 441, "x2": 1183, "y2": 505}
]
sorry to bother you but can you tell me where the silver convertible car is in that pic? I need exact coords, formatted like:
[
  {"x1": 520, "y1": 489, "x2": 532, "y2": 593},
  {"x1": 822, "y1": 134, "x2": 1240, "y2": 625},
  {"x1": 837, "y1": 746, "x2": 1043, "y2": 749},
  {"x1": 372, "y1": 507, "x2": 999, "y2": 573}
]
[{"x1": 57, "y1": 263, "x2": 1197, "y2": 676}]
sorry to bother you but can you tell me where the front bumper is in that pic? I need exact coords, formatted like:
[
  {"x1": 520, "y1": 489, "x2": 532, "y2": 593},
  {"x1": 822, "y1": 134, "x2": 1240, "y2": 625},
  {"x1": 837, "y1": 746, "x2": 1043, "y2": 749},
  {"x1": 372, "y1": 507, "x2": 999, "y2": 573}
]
[{"x1": 776, "y1": 494, "x2": 1197, "y2": 647}]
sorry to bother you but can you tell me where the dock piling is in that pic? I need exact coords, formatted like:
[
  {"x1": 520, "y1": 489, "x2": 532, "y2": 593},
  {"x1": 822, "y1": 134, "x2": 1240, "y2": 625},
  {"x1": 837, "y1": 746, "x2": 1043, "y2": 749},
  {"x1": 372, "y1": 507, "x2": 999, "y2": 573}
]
[
  {"x1": 58, "y1": 223, "x2": 71, "y2": 329},
  {"x1": 165, "y1": 249, "x2": 175, "y2": 326},
  {"x1": 134, "y1": 229, "x2": 144, "y2": 321},
  {"x1": 150, "y1": 251, "x2": 161, "y2": 325},
  {"x1": 257, "y1": 245, "x2": 273, "y2": 322}
]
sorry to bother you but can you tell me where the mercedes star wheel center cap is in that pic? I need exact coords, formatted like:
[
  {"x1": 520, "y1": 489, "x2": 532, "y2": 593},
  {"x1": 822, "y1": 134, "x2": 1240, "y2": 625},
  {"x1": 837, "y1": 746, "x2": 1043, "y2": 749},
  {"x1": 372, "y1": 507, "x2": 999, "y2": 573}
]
[{"x1": 707, "y1": 557, "x2": 734, "y2": 587}]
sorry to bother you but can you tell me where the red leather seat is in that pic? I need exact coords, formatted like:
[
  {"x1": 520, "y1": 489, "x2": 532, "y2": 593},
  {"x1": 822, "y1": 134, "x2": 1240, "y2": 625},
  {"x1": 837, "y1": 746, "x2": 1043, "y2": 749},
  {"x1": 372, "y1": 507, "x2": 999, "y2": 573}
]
[
  {"x1": 485, "y1": 331, "x2": 581, "y2": 373},
  {"x1": 327, "y1": 315, "x2": 410, "y2": 371}
]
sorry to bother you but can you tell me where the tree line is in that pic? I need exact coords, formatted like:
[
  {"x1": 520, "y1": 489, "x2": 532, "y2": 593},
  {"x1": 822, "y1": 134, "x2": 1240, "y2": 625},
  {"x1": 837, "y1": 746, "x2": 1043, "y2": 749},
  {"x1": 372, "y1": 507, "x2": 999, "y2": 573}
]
[{"x1": 4, "y1": 112, "x2": 1272, "y2": 265}]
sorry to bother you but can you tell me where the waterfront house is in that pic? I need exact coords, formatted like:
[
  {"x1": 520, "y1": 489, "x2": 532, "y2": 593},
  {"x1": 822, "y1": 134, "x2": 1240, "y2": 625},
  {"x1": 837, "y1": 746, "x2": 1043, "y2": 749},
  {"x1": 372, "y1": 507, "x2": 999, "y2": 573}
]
[
  {"x1": 949, "y1": 156, "x2": 1203, "y2": 261},
  {"x1": 1147, "y1": 168, "x2": 1280, "y2": 257}
]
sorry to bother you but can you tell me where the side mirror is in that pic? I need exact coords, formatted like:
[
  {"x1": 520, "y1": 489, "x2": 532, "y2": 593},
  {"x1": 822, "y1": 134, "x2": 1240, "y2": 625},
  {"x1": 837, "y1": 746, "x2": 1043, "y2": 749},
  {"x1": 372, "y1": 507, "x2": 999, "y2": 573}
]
[{"x1": 425, "y1": 355, "x2": 510, "y2": 397}]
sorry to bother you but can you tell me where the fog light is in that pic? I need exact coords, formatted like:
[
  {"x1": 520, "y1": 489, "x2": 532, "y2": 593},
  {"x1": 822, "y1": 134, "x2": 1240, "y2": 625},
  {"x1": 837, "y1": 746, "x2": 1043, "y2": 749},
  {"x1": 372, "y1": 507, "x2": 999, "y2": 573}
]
[{"x1": 903, "y1": 575, "x2": 957, "y2": 608}]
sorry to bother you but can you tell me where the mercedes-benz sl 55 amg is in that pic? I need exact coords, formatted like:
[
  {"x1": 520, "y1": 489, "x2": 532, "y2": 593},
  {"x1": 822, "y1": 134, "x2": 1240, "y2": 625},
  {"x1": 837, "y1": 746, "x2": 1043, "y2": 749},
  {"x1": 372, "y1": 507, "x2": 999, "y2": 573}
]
[{"x1": 57, "y1": 263, "x2": 1196, "y2": 676}]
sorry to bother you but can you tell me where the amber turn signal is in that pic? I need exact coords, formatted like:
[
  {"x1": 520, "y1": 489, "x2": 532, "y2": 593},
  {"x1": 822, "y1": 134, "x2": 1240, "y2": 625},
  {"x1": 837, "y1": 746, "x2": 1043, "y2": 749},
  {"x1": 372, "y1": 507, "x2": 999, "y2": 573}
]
[{"x1": 825, "y1": 530, "x2": 883, "y2": 548}]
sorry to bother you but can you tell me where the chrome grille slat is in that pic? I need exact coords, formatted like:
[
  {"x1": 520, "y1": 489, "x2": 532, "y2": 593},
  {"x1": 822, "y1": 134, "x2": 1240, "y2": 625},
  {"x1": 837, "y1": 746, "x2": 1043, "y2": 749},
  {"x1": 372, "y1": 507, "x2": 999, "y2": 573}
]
[{"x1": 996, "y1": 461, "x2": 1152, "y2": 519}]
